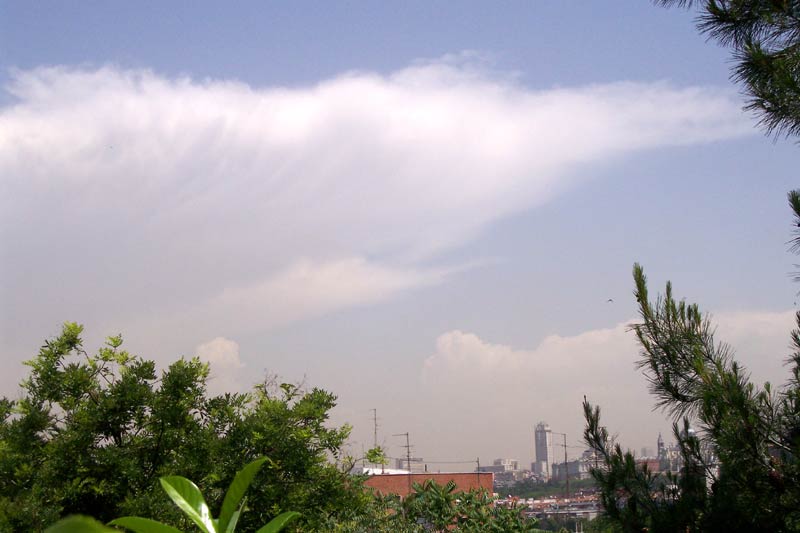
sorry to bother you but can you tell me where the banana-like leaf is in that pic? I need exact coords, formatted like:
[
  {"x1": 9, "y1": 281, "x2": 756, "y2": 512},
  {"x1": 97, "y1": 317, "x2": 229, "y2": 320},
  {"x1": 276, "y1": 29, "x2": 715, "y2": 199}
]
[
  {"x1": 45, "y1": 515, "x2": 118, "y2": 533},
  {"x1": 218, "y1": 457, "x2": 267, "y2": 533},
  {"x1": 159, "y1": 476, "x2": 215, "y2": 533},
  {"x1": 109, "y1": 516, "x2": 184, "y2": 533},
  {"x1": 223, "y1": 497, "x2": 246, "y2": 533},
  {"x1": 254, "y1": 511, "x2": 300, "y2": 533}
]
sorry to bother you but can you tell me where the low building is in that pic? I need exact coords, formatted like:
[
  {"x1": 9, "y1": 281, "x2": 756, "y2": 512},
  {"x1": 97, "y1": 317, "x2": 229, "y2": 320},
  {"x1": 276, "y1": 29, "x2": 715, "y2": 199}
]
[
  {"x1": 477, "y1": 458, "x2": 523, "y2": 489},
  {"x1": 364, "y1": 472, "x2": 494, "y2": 498},
  {"x1": 395, "y1": 457, "x2": 426, "y2": 474},
  {"x1": 636, "y1": 458, "x2": 661, "y2": 473}
]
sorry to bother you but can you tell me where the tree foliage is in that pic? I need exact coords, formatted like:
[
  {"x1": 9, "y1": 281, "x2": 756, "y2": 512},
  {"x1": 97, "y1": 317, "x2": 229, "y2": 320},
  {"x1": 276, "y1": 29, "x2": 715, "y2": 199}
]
[
  {"x1": 0, "y1": 325, "x2": 368, "y2": 531},
  {"x1": 318, "y1": 480, "x2": 540, "y2": 533},
  {"x1": 584, "y1": 191, "x2": 800, "y2": 532},
  {"x1": 657, "y1": 0, "x2": 800, "y2": 138},
  {"x1": 400, "y1": 480, "x2": 539, "y2": 533}
]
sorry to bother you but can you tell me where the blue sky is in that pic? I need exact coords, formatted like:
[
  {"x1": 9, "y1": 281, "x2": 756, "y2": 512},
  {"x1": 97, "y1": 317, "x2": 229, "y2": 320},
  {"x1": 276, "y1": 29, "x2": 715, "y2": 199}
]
[
  {"x1": 1, "y1": 1, "x2": 798, "y2": 465},
  {"x1": 3, "y1": 2, "x2": 727, "y2": 86}
]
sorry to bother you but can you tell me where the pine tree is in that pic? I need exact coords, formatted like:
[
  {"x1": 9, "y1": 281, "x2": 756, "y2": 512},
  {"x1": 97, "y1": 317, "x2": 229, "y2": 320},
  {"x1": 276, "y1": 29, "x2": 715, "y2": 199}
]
[
  {"x1": 658, "y1": 0, "x2": 800, "y2": 138},
  {"x1": 584, "y1": 190, "x2": 800, "y2": 532}
]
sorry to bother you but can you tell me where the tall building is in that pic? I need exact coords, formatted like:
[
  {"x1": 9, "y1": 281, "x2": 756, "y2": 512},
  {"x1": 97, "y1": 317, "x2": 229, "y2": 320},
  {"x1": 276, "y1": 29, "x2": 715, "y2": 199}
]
[{"x1": 534, "y1": 422, "x2": 552, "y2": 480}]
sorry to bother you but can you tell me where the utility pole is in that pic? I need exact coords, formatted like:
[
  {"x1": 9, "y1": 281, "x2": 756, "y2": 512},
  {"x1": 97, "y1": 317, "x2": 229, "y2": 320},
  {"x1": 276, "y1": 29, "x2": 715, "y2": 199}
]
[
  {"x1": 372, "y1": 409, "x2": 383, "y2": 473},
  {"x1": 393, "y1": 432, "x2": 412, "y2": 496},
  {"x1": 552, "y1": 431, "x2": 570, "y2": 502},
  {"x1": 563, "y1": 432, "x2": 569, "y2": 501},
  {"x1": 372, "y1": 408, "x2": 378, "y2": 449}
]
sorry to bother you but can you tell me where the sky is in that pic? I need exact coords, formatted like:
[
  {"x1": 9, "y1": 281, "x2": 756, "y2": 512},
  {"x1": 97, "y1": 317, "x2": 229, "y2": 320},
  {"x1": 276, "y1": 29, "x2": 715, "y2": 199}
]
[{"x1": 1, "y1": 1, "x2": 798, "y2": 469}]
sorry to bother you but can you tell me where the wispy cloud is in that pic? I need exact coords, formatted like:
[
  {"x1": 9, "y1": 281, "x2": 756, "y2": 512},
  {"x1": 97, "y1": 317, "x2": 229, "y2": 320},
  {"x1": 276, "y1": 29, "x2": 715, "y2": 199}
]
[{"x1": 0, "y1": 61, "x2": 752, "y2": 390}]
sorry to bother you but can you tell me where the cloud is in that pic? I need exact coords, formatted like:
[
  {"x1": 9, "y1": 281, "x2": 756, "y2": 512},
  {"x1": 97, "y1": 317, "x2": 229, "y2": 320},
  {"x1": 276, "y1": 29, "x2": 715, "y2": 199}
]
[
  {"x1": 195, "y1": 336, "x2": 245, "y2": 395},
  {"x1": 0, "y1": 61, "x2": 752, "y2": 391},
  {"x1": 713, "y1": 309, "x2": 797, "y2": 386},
  {"x1": 417, "y1": 309, "x2": 796, "y2": 462},
  {"x1": 156, "y1": 257, "x2": 447, "y2": 334}
]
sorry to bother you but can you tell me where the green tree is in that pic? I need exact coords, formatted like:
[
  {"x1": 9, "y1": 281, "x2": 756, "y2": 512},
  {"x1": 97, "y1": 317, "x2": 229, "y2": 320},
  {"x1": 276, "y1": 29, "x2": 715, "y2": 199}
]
[
  {"x1": 657, "y1": 0, "x2": 800, "y2": 138},
  {"x1": 0, "y1": 325, "x2": 369, "y2": 532},
  {"x1": 398, "y1": 480, "x2": 538, "y2": 532},
  {"x1": 402, "y1": 479, "x2": 460, "y2": 531},
  {"x1": 583, "y1": 191, "x2": 800, "y2": 532}
]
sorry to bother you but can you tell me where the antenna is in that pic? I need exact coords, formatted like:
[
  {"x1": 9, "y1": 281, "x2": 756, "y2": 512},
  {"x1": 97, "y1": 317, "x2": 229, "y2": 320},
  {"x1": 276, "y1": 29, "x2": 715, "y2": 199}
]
[
  {"x1": 552, "y1": 431, "x2": 570, "y2": 501},
  {"x1": 393, "y1": 432, "x2": 412, "y2": 495},
  {"x1": 372, "y1": 409, "x2": 384, "y2": 473},
  {"x1": 372, "y1": 408, "x2": 378, "y2": 449}
]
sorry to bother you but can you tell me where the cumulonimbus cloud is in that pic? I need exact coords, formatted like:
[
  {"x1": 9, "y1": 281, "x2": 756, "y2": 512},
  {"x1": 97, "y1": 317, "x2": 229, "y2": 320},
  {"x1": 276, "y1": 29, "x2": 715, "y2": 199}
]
[{"x1": 0, "y1": 61, "x2": 752, "y2": 380}]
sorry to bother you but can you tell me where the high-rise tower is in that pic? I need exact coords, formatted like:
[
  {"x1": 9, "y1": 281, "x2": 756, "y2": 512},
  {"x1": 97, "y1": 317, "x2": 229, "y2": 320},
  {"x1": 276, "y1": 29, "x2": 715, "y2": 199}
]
[{"x1": 534, "y1": 422, "x2": 552, "y2": 480}]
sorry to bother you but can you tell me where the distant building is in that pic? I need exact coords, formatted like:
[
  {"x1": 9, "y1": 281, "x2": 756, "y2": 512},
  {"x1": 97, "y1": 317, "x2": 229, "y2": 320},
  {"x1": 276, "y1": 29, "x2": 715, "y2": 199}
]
[
  {"x1": 477, "y1": 465, "x2": 508, "y2": 474},
  {"x1": 534, "y1": 422, "x2": 553, "y2": 480},
  {"x1": 395, "y1": 457, "x2": 426, "y2": 474},
  {"x1": 492, "y1": 458, "x2": 519, "y2": 472},
  {"x1": 477, "y1": 458, "x2": 523, "y2": 489},
  {"x1": 356, "y1": 467, "x2": 410, "y2": 475},
  {"x1": 636, "y1": 458, "x2": 661, "y2": 473},
  {"x1": 551, "y1": 449, "x2": 597, "y2": 482},
  {"x1": 475, "y1": 459, "x2": 522, "y2": 474},
  {"x1": 657, "y1": 433, "x2": 684, "y2": 473}
]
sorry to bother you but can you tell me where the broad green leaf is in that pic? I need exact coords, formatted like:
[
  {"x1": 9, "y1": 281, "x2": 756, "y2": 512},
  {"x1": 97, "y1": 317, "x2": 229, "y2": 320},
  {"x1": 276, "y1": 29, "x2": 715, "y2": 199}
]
[
  {"x1": 218, "y1": 457, "x2": 267, "y2": 533},
  {"x1": 223, "y1": 497, "x2": 247, "y2": 533},
  {"x1": 45, "y1": 515, "x2": 118, "y2": 533},
  {"x1": 109, "y1": 516, "x2": 184, "y2": 533},
  {"x1": 255, "y1": 511, "x2": 300, "y2": 533},
  {"x1": 160, "y1": 476, "x2": 215, "y2": 533}
]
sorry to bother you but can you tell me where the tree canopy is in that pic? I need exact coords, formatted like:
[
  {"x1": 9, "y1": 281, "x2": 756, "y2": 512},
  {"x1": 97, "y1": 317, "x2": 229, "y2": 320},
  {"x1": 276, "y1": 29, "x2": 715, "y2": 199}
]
[
  {"x1": 0, "y1": 324, "x2": 369, "y2": 531},
  {"x1": 657, "y1": 0, "x2": 800, "y2": 138}
]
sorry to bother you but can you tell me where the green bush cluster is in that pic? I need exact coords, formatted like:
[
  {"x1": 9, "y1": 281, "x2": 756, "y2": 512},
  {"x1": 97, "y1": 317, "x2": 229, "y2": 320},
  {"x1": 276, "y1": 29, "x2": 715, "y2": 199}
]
[{"x1": 0, "y1": 325, "x2": 368, "y2": 531}]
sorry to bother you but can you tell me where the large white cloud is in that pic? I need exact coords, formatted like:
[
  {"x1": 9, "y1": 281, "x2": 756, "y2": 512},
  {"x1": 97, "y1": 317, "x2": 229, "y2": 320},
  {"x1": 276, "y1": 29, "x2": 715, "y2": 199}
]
[
  {"x1": 0, "y1": 60, "x2": 752, "y2": 393},
  {"x1": 416, "y1": 310, "x2": 796, "y2": 463}
]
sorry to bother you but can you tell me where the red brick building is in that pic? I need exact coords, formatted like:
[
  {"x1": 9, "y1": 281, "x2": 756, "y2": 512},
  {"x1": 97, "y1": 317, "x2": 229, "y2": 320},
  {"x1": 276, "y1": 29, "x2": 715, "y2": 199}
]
[
  {"x1": 636, "y1": 458, "x2": 661, "y2": 473},
  {"x1": 364, "y1": 472, "x2": 494, "y2": 498}
]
